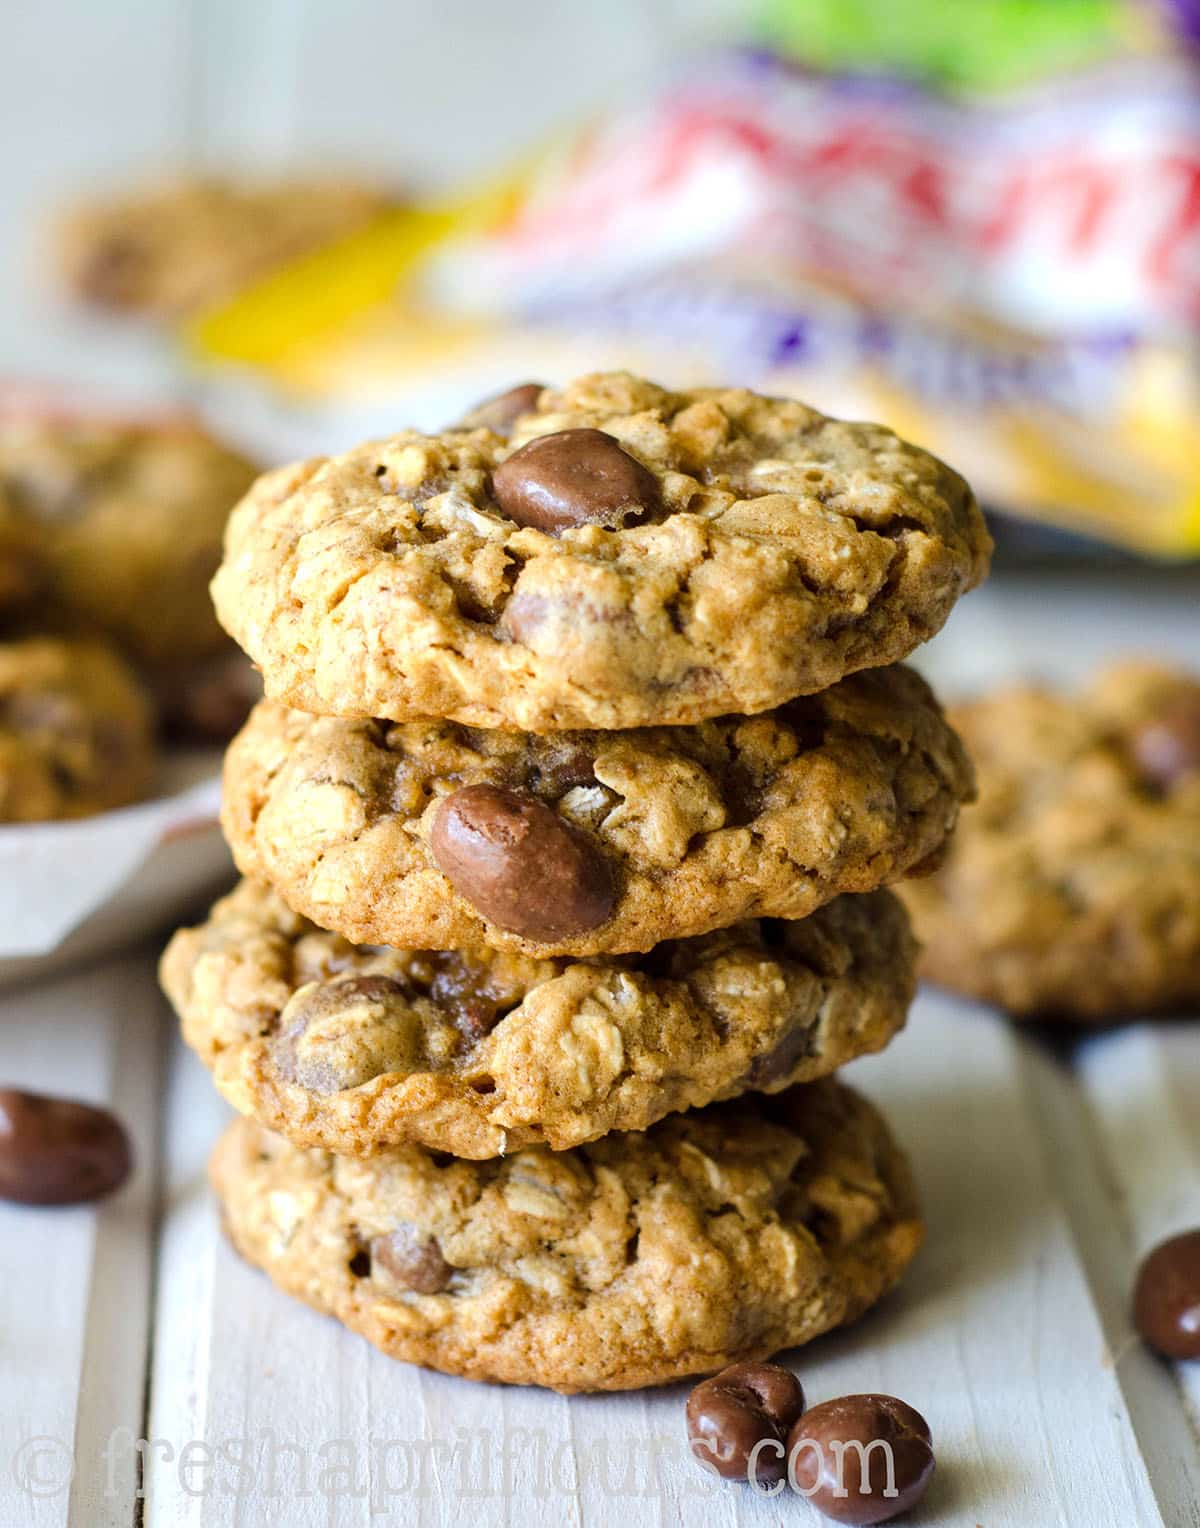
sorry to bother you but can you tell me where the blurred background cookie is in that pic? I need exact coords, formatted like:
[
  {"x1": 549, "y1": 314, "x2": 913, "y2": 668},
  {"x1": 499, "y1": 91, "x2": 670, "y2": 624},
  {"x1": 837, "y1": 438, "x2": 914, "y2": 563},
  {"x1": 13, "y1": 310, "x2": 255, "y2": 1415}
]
[
  {"x1": 0, "y1": 635, "x2": 156, "y2": 820},
  {"x1": 0, "y1": 397, "x2": 263, "y2": 741},
  {"x1": 56, "y1": 175, "x2": 397, "y2": 318},
  {"x1": 0, "y1": 500, "x2": 43, "y2": 616},
  {"x1": 0, "y1": 401, "x2": 257, "y2": 665},
  {"x1": 900, "y1": 662, "x2": 1200, "y2": 1022}
]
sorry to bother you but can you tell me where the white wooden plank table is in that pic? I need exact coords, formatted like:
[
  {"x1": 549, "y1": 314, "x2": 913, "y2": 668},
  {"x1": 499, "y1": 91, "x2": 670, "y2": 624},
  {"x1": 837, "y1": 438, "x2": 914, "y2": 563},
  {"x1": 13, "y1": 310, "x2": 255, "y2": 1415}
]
[
  {"x1": 1, "y1": 574, "x2": 1198, "y2": 1527},
  {"x1": 0, "y1": 960, "x2": 163, "y2": 1528}
]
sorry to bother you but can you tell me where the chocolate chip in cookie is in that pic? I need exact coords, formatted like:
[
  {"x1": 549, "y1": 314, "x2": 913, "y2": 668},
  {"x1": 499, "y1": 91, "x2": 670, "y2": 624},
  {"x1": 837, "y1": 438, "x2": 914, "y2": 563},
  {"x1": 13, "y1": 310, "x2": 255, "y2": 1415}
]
[
  {"x1": 491, "y1": 428, "x2": 660, "y2": 533},
  {"x1": 425, "y1": 953, "x2": 503, "y2": 1045},
  {"x1": 272, "y1": 975, "x2": 411, "y2": 1094},
  {"x1": 76, "y1": 234, "x2": 149, "y2": 308},
  {"x1": 369, "y1": 1223, "x2": 454, "y2": 1294},
  {"x1": 456, "y1": 382, "x2": 544, "y2": 437},
  {"x1": 1130, "y1": 689, "x2": 1200, "y2": 791},
  {"x1": 430, "y1": 783, "x2": 615, "y2": 942},
  {"x1": 527, "y1": 738, "x2": 597, "y2": 797},
  {"x1": 747, "y1": 1023, "x2": 814, "y2": 1088}
]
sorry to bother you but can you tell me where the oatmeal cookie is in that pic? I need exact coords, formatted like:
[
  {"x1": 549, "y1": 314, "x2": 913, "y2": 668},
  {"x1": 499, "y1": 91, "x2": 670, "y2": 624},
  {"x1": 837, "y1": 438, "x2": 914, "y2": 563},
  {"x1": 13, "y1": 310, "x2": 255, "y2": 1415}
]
[
  {"x1": 57, "y1": 174, "x2": 392, "y2": 317},
  {"x1": 162, "y1": 878, "x2": 914, "y2": 1158},
  {"x1": 0, "y1": 637, "x2": 156, "y2": 820},
  {"x1": 211, "y1": 373, "x2": 991, "y2": 730},
  {"x1": 0, "y1": 502, "x2": 43, "y2": 615},
  {"x1": 221, "y1": 665, "x2": 971, "y2": 956},
  {"x1": 0, "y1": 405, "x2": 258, "y2": 665},
  {"x1": 210, "y1": 1078, "x2": 923, "y2": 1392},
  {"x1": 900, "y1": 662, "x2": 1200, "y2": 1020}
]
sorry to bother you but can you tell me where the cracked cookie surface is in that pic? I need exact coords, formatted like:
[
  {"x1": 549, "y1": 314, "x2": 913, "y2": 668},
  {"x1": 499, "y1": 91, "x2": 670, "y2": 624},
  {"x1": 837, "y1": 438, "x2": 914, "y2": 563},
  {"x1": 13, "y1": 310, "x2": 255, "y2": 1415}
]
[
  {"x1": 212, "y1": 372, "x2": 991, "y2": 730},
  {"x1": 900, "y1": 662, "x2": 1200, "y2": 1021},
  {"x1": 161, "y1": 879, "x2": 914, "y2": 1158},
  {"x1": 221, "y1": 664, "x2": 972, "y2": 957},
  {"x1": 0, "y1": 407, "x2": 258, "y2": 665},
  {"x1": 0, "y1": 636, "x2": 156, "y2": 820},
  {"x1": 210, "y1": 1078, "x2": 923, "y2": 1391}
]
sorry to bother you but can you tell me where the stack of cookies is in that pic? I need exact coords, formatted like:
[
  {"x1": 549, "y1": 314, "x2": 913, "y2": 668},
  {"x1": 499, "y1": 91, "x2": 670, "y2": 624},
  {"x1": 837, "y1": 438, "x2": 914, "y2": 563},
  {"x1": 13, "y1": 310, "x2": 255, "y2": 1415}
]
[{"x1": 161, "y1": 372, "x2": 990, "y2": 1393}]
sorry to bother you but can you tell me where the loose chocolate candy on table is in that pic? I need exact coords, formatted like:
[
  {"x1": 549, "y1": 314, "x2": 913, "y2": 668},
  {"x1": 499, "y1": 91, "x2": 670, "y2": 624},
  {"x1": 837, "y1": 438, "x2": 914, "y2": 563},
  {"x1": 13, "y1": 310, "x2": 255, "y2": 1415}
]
[
  {"x1": 0, "y1": 1088, "x2": 133, "y2": 1206},
  {"x1": 787, "y1": 1395, "x2": 934, "y2": 1524},
  {"x1": 1133, "y1": 1229, "x2": 1200, "y2": 1360},
  {"x1": 430, "y1": 783, "x2": 615, "y2": 943},
  {"x1": 686, "y1": 1361, "x2": 806, "y2": 1483},
  {"x1": 456, "y1": 381, "x2": 544, "y2": 437},
  {"x1": 1130, "y1": 691, "x2": 1200, "y2": 791},
  {"x1": 491, "y1": 427, "x2": 660, "y2": 533},
  {"x1": 370, "y1": 1223, "x2": 453, "y2": 1294}
]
